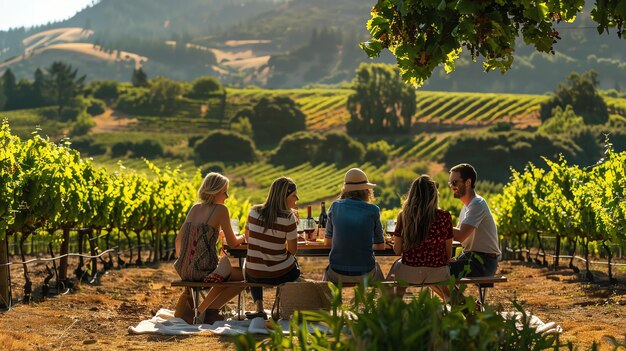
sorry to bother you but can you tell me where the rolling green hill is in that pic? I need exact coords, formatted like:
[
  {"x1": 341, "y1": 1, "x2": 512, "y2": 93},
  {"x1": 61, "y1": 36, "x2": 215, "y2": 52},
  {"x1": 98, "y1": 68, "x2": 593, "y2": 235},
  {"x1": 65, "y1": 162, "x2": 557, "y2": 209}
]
[{"x1": 1, "y1": 0, "x2": 624, "y2": 92}]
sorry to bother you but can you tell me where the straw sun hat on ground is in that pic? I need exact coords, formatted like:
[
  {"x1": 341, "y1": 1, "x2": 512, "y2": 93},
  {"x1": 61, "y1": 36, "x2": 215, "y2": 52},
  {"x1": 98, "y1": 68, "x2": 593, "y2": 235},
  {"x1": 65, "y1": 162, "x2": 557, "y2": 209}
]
[{"x1": 342, "y1": 168, "x2": 376, "y2": 192}]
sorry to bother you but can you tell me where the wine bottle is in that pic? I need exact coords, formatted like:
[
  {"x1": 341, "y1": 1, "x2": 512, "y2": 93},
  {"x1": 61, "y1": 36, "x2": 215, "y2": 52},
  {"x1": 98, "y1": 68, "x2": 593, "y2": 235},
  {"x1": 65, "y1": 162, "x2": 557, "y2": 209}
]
[
  {"x1": 304, "y1": 206, "x2": 315, "y2": 240},
  {"x1": 318, "y1": 202, "x2": 327, "y2": 228},
  {"x1": 317, "y1": 202, "x2": 327, "y2": 239}
]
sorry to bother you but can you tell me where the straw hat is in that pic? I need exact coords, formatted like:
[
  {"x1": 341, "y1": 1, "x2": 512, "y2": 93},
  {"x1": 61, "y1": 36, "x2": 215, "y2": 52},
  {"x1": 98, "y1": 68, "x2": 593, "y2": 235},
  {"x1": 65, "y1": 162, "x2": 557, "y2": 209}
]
[{"x1": 342, "y1": 168, "x2": 376, "y2": 192}]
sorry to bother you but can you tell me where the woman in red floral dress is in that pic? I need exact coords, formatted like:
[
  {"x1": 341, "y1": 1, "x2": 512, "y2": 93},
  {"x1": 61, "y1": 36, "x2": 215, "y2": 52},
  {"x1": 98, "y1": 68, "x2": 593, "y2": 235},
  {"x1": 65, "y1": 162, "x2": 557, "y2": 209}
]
[{"x1": 387, "y1": 175, "x2": 453, "y2": 301}]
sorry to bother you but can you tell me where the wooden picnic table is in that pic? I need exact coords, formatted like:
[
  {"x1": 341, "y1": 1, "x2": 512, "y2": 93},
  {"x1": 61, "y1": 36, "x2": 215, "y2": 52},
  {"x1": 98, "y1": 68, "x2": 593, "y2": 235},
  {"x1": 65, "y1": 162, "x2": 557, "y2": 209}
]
[{"x1": 224, "y1": 240, "x2": 462, "y2": 259}]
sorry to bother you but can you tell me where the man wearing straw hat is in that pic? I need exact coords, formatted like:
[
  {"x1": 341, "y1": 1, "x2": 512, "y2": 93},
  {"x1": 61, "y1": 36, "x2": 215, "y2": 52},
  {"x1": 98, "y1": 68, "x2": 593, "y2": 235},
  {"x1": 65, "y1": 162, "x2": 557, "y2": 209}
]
[{"x1": 322, "y1": 168, "x2": 386, "y2": 284}]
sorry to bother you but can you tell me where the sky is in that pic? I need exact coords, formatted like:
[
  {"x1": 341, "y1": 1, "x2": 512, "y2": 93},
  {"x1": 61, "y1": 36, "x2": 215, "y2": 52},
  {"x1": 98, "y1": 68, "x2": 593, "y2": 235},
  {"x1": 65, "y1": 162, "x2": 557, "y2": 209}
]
[{"x1": 0, "y1": 0, "x2": 95, "y2": 31}]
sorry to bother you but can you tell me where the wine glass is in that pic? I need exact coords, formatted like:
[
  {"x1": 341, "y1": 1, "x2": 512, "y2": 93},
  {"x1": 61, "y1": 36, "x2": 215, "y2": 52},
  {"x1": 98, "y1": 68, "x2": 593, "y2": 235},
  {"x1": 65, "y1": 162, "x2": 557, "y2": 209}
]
[
  {"x1": 296, "y1": 220, "x2": 305, "y2": 241},
  {"x1": 385, "y1": 219, "x2": 397, "y2": 234},
  {"x1": 302, "y1": 218, "x2": 316, "y2": 241},
  {"x1": 230, "y1": 218, "x2": 240, "y2": 235}
]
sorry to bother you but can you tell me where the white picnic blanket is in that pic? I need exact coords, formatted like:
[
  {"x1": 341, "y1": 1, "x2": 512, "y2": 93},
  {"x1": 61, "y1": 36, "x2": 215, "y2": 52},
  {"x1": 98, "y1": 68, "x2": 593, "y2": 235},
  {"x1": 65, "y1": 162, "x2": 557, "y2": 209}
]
[
  {"x1": 128, "y1": 308, "x2": 326, "y2": 336},
  {"x1": 500, "y1": 311, "x2": 563, "y2": 335},
  {"x1": 129, "y1": 308, "x2": 561, "y2": 336}
]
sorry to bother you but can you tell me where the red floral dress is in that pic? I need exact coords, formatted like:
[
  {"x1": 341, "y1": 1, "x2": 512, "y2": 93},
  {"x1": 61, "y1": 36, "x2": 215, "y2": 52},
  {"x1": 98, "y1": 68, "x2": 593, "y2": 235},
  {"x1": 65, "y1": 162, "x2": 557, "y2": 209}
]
[{"x1": 393, "y1": 209, "x2": 453, "y2": 267}]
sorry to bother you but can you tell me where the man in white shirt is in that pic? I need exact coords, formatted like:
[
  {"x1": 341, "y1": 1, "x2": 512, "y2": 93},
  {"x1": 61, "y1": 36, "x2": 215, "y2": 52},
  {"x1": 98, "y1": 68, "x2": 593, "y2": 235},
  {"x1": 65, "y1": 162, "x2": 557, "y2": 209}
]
[{"x1": 448, "y1": 163, "x2": 500, "y2": 278}]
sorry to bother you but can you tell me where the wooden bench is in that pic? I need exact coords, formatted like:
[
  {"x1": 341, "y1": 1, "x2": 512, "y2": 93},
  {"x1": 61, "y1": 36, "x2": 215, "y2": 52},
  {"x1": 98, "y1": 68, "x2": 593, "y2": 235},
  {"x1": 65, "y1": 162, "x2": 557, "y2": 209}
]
[
  {"x1": 171, "y1": 280, "x2": 276, "y2": 324},
  {"x1": 172, "y1": 275, "x2": 507, "y2": 323},
  {"x1": 459, "y1": 275, "x2": 508, "y2": 306}
]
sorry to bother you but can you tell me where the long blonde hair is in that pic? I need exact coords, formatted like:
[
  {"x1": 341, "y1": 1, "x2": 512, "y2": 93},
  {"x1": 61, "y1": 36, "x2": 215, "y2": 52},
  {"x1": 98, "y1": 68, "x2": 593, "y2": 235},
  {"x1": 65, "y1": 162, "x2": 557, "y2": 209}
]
[
  {"x1": 197, "y1": 172, "x2": 229, "y2": 205},
  {"x1": 253, "y1": 176, "x2": 296, "y2": 232},
  {"x1": 399, "y1": 175, "x2": 439, "y2": 251}
]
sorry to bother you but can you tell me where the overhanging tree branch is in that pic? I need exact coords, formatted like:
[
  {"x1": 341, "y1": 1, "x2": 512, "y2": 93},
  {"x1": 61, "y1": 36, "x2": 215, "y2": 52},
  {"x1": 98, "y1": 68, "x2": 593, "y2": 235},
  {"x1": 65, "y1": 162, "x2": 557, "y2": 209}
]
[{"x1": 361, "y1": 0, "x2": 626, "y2": 87}]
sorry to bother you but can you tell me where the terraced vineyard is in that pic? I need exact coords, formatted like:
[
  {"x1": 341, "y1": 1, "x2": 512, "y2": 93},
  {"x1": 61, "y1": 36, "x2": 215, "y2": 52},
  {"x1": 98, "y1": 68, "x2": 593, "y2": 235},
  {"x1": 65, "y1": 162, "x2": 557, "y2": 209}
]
[
  {"x1": 389, "y1": 133, "x2": 452, "y2": 161},
  {"x1": 92, "y1": 156, "x2": 388, "y2": 205},
  {"x1": 227, "y1": 89, "x2": 552, "y2": 132},
  {"x1": 415, "y1": 91, "x2": 548, "y2": 124},
  {"x1": 226, "y1": 161, "x2": 388, "y2": 204},
  {"x1": 228, "y1": 88, "x2": 352, "y2": 131}
]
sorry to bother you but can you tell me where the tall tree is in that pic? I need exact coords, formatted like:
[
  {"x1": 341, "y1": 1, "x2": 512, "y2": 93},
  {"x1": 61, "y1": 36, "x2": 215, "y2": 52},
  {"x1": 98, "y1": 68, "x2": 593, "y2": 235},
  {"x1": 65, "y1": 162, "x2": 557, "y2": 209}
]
[
  {"x1": 45, "y1": 62, "x2": 86, "y2": 114},
  {"x1": 540, "y1": 71, "x2": 609, "y2": 125},
  {"x1": 361, "y1": 1, "x2": 626, "y2": 87},
  {"x1": 0, "y1": 87, "x2": 5, "y2": 111},
  {"x1": 346, "y1": 63, "x2": 416, "y2": 134},
  {"x1": 247, "y1": 96, "x2": 306, "y2": 146},
  {"x1": 131, "y1": 67, "x2": 148, "y2": 87},
  {"x1": 1, "y1": 69, "x2": 16, "y2": 110},
  {"x1": 32, "y1": 68, "x2": 46, "y2": 107},
  {"x1": 148, "y1": 76, "x2": 182, "y2": 115}
]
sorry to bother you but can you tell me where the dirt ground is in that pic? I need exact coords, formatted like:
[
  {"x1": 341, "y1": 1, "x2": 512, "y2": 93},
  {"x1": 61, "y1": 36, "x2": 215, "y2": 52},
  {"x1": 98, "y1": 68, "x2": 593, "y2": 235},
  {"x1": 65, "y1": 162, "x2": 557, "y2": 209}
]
[{"x1": 1, "y1": 256, "x2": 625, "y2": 351}]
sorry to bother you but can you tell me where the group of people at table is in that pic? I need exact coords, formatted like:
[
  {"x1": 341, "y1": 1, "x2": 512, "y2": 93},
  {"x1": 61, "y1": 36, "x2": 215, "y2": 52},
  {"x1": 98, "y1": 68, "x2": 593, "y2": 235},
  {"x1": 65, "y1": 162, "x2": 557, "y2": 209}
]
[{"x1": 174, "y1": 163, "x2": 501, "y2": 323}]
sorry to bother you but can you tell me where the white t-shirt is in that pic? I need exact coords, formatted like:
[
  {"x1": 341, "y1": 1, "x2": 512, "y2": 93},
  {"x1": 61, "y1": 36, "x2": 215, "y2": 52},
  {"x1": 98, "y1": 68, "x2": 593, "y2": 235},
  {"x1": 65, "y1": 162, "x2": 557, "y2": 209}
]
[{"x1": 458, "y1": 195, "x2": 500, "y2": 255}]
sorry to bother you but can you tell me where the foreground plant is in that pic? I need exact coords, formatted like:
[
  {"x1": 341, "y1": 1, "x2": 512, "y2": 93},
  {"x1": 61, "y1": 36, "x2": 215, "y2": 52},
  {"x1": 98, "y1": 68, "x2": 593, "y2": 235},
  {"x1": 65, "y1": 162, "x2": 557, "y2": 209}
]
[{"x1": 234, "y1": 282, "x2": 562, "y2": 350}]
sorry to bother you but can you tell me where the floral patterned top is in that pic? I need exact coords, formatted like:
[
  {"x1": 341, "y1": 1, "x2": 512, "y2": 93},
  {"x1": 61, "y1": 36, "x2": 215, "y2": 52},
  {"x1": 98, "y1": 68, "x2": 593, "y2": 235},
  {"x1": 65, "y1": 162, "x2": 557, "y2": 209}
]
[{"x1": 393, "y1": 209, "x2": 453, "y2": 267}]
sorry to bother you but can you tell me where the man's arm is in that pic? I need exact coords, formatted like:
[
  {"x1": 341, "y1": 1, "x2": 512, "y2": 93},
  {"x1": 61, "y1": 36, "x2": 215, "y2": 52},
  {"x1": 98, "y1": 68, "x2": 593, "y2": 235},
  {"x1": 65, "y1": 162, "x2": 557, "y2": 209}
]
[{"x1": 453, "y1": 224, "x2": 475, "y2": 242}]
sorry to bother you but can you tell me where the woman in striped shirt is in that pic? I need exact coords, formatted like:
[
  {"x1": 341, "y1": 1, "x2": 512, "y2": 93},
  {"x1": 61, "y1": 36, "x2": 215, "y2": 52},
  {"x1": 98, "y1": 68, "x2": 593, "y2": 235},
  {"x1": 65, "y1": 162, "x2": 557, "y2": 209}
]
[{"x1": 244, "y1": 177, "x2": 300, "y2": 319}]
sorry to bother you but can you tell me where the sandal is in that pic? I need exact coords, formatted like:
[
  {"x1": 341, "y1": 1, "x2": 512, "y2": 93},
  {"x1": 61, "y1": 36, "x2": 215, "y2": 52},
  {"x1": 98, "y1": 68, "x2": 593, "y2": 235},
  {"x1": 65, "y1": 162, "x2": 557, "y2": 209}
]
[
  {"x1": 203, "y1": 273, "x2": 225, "y2": 283},
  {"x1": 245, "y1": 311, "x2": 268, "y2": 320}
]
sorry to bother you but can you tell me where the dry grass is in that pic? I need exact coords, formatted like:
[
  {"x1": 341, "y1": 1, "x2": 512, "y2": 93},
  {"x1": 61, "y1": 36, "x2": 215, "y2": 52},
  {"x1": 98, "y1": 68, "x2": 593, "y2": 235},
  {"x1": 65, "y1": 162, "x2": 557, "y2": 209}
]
[
  {"x1": 22, "y1": 27, "x2": 94, "y2": 54},
  {"x1": 220, "y1": 56, "x2": 270, "y2": 71},
  {"x1": 1, "y1": 256, "x2": 625, "y2": 350},
  {"x1": 91, "y1": 108, "x2": 138, "y2": 134},
  {"x1": 224, "y1": 40, "x2": 272, "y2": 47}
]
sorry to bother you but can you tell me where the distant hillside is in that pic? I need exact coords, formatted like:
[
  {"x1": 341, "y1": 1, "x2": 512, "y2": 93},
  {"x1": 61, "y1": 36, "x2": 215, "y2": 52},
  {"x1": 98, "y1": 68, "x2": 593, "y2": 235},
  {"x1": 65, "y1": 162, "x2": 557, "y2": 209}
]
[
  {"x1": 0, "y1": 0, "x2": 624, "y2": 93},
  {"x1": 54, "y1": 0, "x2": 280, "y2": 41}
]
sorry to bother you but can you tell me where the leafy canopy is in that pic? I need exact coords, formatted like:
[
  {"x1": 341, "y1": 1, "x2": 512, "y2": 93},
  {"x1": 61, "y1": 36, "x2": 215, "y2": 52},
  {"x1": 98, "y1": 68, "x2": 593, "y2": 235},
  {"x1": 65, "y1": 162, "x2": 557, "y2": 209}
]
[
  {"x1": 347, "y1": 63, "x2": 416, "y2": 134},
  {"x1": 361, "y1": 0, "x2": 626, "y2": 87}
]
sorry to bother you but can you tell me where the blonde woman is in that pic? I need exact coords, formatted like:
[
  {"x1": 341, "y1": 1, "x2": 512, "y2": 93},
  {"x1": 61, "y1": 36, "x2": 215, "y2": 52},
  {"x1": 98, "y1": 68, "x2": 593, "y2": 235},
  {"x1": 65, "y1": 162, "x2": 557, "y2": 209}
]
[
  {"x1": 387, "y1": 175, "x2": 453, "y2": 301},
  {"x1": 323, "y1": 168, "x2": 385, "y2": 284},
  {"x1": 174, "y1": 172, "x2": 246, "y2": 324},
  {"x1": 244, "y1": 177, "x2": 300, "y2": 319}
]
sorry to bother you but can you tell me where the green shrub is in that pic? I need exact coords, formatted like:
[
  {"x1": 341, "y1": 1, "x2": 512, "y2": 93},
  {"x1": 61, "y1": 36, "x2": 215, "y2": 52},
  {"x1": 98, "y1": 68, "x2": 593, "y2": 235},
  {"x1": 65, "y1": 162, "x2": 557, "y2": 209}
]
[
  {"x1": 70, "y1": 136, "x2": 106, "y2": 156},
  {"x1": 248, "y1": 96, "x2": 306, "y2": 146},
  {"x1": 91, "y1": 80, "x2": 119, "y2": 100},
  {"x1": 270, "y1": 131, "x2": 365, "y2": 167},
  {"x1": 189, "y1": 76, "x2": 223, "y2": 98},
  {"x1": 269, "y1": 131, "x2": 324, "y2": 167},
  {"x1": 442, "y1": 131, "x2": 585, "y2": 183},
  {"x1": 200, "y1": 162, "x2": 225, "y2": 176},
  {"x1": 111, "y1": 141, "x2": 133, "y2": 158},
  {"x1": 131, "y1": 140, "x2": 164, "y2": 158},
  {"x1": 315, "y1": 131, "x2": 365, "y2": 165},
  {"x1": 539, "y1": 71, "x2": 609, "y2": 125},
  {"x1": 538, "y1": 105, "x2": 584, "y2": 135},
  {"x1": 86, "y1": 98, "x2": 107, "y2": 116},
  {"x1": 69, "y1": 112, "x2": 95, "y2": 136},
  {"x1": 188, "y1": 135, "x2": 204, "y2": 147},
  {"x1": 194, "y1": 130, "x2": 256, "y2": 164},
  {"x1": 488, "y1": 122, "x2": 514, "y2": 132},
  {"x1": 60, "y1": 106, "x2": 82, "y2": 121},
  {"x1": 365, "y1": 140, "x2": 391, "y2": 166},
  {"x1": 116, "y1": 87, "x2": 151, "y2": 114}
]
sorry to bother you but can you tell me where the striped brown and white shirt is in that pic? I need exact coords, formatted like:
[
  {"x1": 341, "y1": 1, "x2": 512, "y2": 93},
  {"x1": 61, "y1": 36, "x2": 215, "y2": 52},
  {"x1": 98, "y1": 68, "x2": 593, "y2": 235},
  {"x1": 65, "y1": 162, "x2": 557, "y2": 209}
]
[{"x1": 245, "y1": 208, "x2": 298, "y2": 279}]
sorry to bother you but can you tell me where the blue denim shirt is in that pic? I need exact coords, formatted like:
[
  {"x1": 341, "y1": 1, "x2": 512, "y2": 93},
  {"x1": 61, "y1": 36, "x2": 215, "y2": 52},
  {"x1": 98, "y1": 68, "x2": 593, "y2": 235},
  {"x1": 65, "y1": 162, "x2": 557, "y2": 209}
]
[{"x1": 325, "y1": 198, "x2": 384, "y2": 273}]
